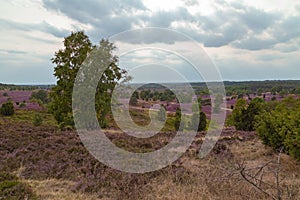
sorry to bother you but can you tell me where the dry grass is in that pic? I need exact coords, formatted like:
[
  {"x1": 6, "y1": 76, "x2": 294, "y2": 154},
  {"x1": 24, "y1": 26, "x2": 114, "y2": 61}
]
[
  {"x1": 1, "y1": 112, "x2": 300, "y2": 199},
  {"x1": 24, "y1": 179, "x2": 102, "y2": 200}
]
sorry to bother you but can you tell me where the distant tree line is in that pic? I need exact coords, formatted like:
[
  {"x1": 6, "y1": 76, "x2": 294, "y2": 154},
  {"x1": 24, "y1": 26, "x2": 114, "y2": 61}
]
[
  {"x1": 138, "y1": 89, "x2": 177, "y2": 102},
  {"x1": 0, "y1": 83, "x2": 53, "y2": 91}
]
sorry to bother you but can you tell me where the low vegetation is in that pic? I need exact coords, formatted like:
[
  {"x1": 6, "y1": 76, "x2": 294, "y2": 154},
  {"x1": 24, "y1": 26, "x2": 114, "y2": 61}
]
[
  {"x1": 228, "y1": 96, "x2": 300, "y2": 161},
  {"x1": 0, "y1": 111, "x2": 299, "y2": 199},
  {"x1": 0, "y1": 171, "x2": 38, "y2": 199},
  {"x1": 0, "y1": 101, "x2": 14, "y2": 116}
]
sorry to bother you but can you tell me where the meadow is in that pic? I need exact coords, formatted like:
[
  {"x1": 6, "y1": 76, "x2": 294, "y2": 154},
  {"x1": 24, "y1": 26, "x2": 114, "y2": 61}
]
[{"x1": 0, "y1": 84, "x2": 300, "y2": 199}]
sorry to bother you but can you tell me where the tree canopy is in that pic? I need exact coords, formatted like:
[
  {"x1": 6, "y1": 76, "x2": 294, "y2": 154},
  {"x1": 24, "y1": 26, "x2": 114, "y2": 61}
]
[{"x1": 48, "y1": 31, "x2": 127, "y2": 128}]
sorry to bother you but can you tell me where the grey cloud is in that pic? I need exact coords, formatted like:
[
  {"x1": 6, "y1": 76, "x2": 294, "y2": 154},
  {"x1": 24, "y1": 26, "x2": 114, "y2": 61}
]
[
  {"x1": 232, "y1": 37, "x2": 277, "y2": 50},
  {"x1": 240, "y1": 7, "x2": 279, "y2": 32},
  {"x1": 275, "y1": 15, "x2": 300, "y2": 43},
  {"x1": 182, "y1": 0, "x2": 199, "y2": 7},
  {"x1": 42, "y1": 0, "x2": 146, "y2": 25},
  {"x1": 197, "y1": 15, "x2": 223, "y2": 31},
  {"x1": 41, "y1": 0, "x2": 298, "y2": 51},
  {"x1": 0, "y1": 19, "x2": 69, "y2": 38},
  {"x1": 42, "y1": 0, "x2": 147, "y2": 39},
  {"x1": 274, "y1": 43, "x2": 299, "y2": 53},
  {"x1": 111, "y1": 28, "x2": 189, "y2": 44},
  {"x1": 43, "y1": 0, "x2": 113, "y2": 24},
  {"x1": 257, "y1": 54, "x2": 284, "y2": 61},
  {"x1": 147, "y1": 7, "x2": 194, "y2": 27},
  {"x1": 0, "y1": 49, "x2": 27, "y2": 55}
]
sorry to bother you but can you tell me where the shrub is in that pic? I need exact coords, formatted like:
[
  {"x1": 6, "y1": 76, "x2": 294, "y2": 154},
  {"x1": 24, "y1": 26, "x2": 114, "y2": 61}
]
[
  {"x1": 227, "y1": 98, "x2": 264, "y2": 131},
  {"x1": 198, "y1": 112, "x2": 207, "y2": 131},
  {"x1": 174, "y1": 108, "x2": 181, "y2": 131},
  {"x1": 2, "y1": 92, "x2": 8, "y2": 97},
  {"x1": 255, "y1": 97, "x2": 300, "y2": 161},
  {"x1": 19, "y1": 102, "x2": 26, "y2": 108},
  {"x1": 190, "y1": 111, "x2": 207, "y2": 131},
  {"x1": 33, "y1": 114, "x2": 43, "y2": 126},
  {"x1": 0, "y1": 101, "x2": 14, "y2": 116},
  {"x1": 30, "y1": 89, "x2": 49, "y2": 104}
]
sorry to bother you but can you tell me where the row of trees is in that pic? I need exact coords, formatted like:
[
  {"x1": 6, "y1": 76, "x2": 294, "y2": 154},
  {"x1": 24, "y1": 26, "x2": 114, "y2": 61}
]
[
  {"x1": 228, "y1": 96, "x2": 300, "y2": 161},
  {"x1": 139, "y1": 89, "x2": 180, "y2": 102}
]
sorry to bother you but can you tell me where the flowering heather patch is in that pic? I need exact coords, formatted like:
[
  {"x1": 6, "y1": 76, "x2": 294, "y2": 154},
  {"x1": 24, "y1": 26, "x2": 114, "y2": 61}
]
[
  {"x1": 0, "y1": 118, "x2": 202, "y2": 199},
  {"x1": 166, "y1": 103, "x2": 179, "y2": 112},
  {"x1": 0, "y1": 90, "x2": 43, "y2": 111},
  {"x1": 201, "y1": 105, "x2": 212, "y2": 117},
  {"x1": 0, "y1": 90, "x2": 31, "y2": 104}
]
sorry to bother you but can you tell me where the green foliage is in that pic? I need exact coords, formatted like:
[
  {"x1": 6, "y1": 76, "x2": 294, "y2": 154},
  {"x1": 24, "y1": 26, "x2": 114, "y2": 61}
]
[
  {"x1": 2, "y1": 92, "x2": 8, "y2": 97},
  {"x1": 0, "y1": 101, "x2": 14, "y2": 116},
  {"x1": 174, "y1": 108, "x2": 181, "y2": 131},
  {"x1": 48, "y1": 31, "x2": 93, "y2": 128},
  {"x1": 255, "y1": 97, "x2": 300, "y2": 161},
  {"x1": 295, "y1": 87, "x2": 300, "y2": 94},
  {"x1": 199, "y1": 112, "x2": 207, "y2": 131},
  {"x1": 33, "y1": 114, "x2": 43, "y2": 126},
  {"x1": 227, "y1": 98, "x2": 264, "y2": 131},
  {"x1": 191, "y1": 111, "x2": 207, "y2": 131},
  {"x1": 48, "y1": 31, "x2": 126, "y2": 129},
  {"x1": 139, "y1": 89, "x2": 176, "y2": 102},
  {"x1": 31, "y1": 89, "x2": 49, "y2": 104},
  {"x1": 19, "y1": 102, "x2": 26, "y2": 108}
]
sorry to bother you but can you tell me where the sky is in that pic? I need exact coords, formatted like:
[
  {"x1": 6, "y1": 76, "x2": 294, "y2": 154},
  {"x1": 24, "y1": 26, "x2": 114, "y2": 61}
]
[{"x1": 0, "y1": 0, "x2": 300, "y2": 84}]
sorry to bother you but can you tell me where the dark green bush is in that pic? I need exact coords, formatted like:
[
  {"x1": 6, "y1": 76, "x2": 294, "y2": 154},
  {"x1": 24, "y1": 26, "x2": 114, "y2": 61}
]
[
  {"x1": 255, "y1": 97, "x2": 300, "y2": 161},
  {"x1": 19, "y1": 103, "x2": 26, "y2": 108},
  {"x1": 0, "y1": 101, "x2": 14, "y2": 116},
  {"x1": 33, "y1": 114, "x2": 43, "y2": 126},
  {"x1": 227, "y1": 98, "x2": 264, "y2": 131},
  {"x1": 190, "y1": 111, "x2": 207, "y2": 131}
]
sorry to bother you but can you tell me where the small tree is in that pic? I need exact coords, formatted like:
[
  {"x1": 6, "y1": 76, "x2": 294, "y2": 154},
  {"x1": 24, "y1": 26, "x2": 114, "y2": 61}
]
[
  {"x1": 0, "y1": 101, "x2": 14, "y2": 116},
  {"x1": 48, "y1": 31, "x2": 127, "y2": 128},
  {"x1": 191, "y1": 111, "x2": 207, "y2": 131},
  {"x1": 174, "y1": 108, "x2": 181, "y2": 131}
]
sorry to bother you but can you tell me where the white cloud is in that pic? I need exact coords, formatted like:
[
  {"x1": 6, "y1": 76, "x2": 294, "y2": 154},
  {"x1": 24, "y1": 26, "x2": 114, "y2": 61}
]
[{"x1": 0, "y1": 0, "x2": 299, "y2": 83}]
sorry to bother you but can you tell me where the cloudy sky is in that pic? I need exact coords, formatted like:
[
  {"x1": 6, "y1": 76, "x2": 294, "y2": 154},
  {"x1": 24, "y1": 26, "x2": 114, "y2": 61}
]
[{"x1": 0, "y1": 0, "x2": 300, "y2": 84}]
